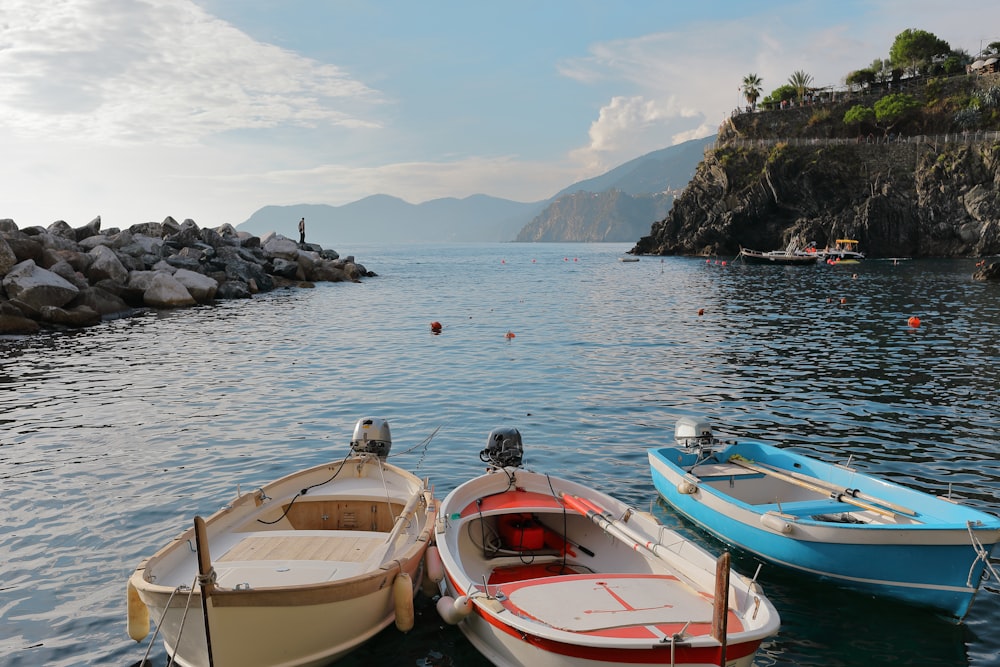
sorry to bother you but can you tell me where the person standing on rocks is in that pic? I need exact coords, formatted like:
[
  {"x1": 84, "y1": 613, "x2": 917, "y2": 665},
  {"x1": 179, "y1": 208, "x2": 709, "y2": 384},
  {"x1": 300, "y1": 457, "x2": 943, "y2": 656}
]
[{"x1": 298, "y1": 217, "x2": 306, "y2": 244}]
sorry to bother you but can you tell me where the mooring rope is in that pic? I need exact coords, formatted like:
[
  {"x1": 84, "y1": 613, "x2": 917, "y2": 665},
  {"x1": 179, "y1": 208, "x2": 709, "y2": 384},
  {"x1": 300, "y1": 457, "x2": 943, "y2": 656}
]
[{"x1": 967, "y1": 522, "x2": 1000, "y2": 587}]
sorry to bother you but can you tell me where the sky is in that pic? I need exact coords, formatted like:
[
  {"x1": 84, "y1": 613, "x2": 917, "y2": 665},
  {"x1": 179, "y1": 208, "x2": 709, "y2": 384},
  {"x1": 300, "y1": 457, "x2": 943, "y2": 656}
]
[{"x1": 1, "y1": 0, "x2": 996, "y2": 230}]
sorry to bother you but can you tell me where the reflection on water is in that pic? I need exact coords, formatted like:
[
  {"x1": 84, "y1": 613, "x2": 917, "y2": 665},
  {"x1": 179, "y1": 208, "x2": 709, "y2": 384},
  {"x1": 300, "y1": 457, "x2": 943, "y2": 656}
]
[{"x1": 1, "y1": 244, "x2": 998, "y2": 666}]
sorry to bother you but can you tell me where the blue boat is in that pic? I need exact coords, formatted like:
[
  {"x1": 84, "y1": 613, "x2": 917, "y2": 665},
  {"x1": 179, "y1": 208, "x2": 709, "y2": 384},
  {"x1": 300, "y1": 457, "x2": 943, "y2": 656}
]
[{"x1": 648, "y1": 417, "x2": 1000, "y2": 620}]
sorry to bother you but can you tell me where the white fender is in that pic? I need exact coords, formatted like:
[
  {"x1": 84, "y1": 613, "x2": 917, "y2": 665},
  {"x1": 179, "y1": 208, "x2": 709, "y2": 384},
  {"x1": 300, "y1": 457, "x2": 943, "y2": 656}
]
[
  {"x1": 425, "y1": 545, "x2": 444, "y2": 583},
  {"x1": 126, "y1": 580, "x2": 150, "y2": 642},
  {"x1": 677, "y1": 481, "x2": 698, "y2": 494},
  {"x1": 436, "y1": 594, "x2": 473, "y2": 625},
  {"x1": 760, "y1": 511, "x2": 794, "y2": 534},
  {"x1": 393, "y1": 572, "x2": 415, "y2": 632}
]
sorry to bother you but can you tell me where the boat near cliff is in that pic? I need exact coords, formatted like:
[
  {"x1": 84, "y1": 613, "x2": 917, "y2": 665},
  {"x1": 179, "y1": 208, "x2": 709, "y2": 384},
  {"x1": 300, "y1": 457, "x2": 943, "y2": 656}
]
[
  {"x1": 735, "y1": 247, "x2": 819, "y2": 266},
  {"x1": 817, "y1": 239, "x2": 865, "y2": 264},
  {"x1": 126, "y1": 418, "x2": 436, "y2": 667}
]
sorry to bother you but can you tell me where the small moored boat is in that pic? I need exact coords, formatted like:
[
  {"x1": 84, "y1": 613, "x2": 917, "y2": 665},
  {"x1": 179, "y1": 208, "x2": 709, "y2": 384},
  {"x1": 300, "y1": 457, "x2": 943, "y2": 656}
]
[
  {"x1": 431, "y1": 427, "x2": 780, "y2": 667},
  {"x1": 648, "y1": 417, "x2": 1000, "y2": 620},
  {"x1": 127, "y1": 417, "x2": 437, "y2": 667},
  {"x1": 735, "y1": 247, "x2": 818, "y2": 266}
]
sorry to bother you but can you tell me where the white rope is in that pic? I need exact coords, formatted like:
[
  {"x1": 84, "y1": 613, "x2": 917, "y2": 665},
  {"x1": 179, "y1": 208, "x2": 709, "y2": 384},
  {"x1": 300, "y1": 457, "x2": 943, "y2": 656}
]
[{"x1": 967, "y1": 522, "x2": 1000, "y2": 587}]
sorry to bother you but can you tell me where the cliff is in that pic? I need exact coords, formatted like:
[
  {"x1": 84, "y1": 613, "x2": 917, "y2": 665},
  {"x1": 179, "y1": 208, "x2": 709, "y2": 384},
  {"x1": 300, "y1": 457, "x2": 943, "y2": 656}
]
[
  {"x1": 630, "y1": 139, "x2": 1000, "y2": 258},
  {"x1": 631, "y1": 73, "x2": 1000, "y2": 259}
]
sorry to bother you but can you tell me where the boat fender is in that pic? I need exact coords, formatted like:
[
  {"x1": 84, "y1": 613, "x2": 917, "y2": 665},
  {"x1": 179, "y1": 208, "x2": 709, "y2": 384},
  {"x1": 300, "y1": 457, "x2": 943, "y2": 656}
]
[
  {"x1": 126, "y1": 580, "x2": 150, "y2": 642},
  {"x1": 677, "y1": 481, "x2": 698, "y2": 495},
  {"x1": 425, "y1": 545, "x2": 444, "y2": 583},
  {"x1": 393, "y1": 572, "x2": 415, "y2": 632},
  {"x1": 436, "y1": 594, "x2": 473, "y2": 625},
  {"x1": 760, "y1": 511, "x2": 794, "y2": 534}
]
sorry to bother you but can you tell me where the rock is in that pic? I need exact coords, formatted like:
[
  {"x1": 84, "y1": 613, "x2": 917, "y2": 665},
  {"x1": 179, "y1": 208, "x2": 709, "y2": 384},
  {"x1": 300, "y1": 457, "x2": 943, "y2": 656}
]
[
  {"x1": 87, "y1": 245, "x2": 129, "y2": 284},
  {"x1": 2, "y1": 259, "x2": 80, "y2": 308},
  {"x1": 262, "y1": 236, "x2": 300, "y2": 260},
  {"x1": 973, "y1": 262, "x2": 1000, "y2": 281},
  {"x1": 216, "y1": 280, "x2": 252, "y2": 299},
  {"x1": 72, "y1": 284, "x2": 132, "y2": 316},
  {"x1": 39, "y1": 304, "x2": 101, "y2": 327},
  {"x1": 0, "y1": 236, "x2": 17, "y2": 275},
  {"x1": 143, "y1": 272, "x2": 196, "y2": 308},
  {"x1": 173, "y1": 268, "x2": 218, "y2": 303},
  {"x1": 0, "y1": 301, "x2": 40, "y2": 333}
]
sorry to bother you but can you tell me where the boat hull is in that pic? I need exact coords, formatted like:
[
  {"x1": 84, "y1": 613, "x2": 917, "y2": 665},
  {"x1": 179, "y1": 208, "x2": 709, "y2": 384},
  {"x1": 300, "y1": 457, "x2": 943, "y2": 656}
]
[
  {"x1": 129, "y1": 455, "x2": 436, "y2": 667},
  {"x1": 648, "y1": 441, "x2": 1000, "y2": 619},
  {"x1": 434, "y1": 466, "x2": 779, "y2": 667}
]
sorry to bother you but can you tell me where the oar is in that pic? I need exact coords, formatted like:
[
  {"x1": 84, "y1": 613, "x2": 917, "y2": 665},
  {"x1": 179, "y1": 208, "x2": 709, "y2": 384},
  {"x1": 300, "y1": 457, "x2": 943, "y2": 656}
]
[
  {"x1": 560, "y1": 493, "x2": 708, "y2": 592},
  {"x1": 728, "y1": 456, "x2": 903, "y2": 519},
  {"x1": 374, "y1": 485, "x2": 428, "y2": 566},
  {"x1": 751, "y1": 459, "x2": 918, "y2": 517}
]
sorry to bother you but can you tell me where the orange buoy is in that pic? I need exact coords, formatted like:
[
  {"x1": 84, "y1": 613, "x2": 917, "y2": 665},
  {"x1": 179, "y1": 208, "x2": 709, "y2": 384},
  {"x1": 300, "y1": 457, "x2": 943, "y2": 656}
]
[
  {"x1": 505, "y1": 331, "x2": 515, "y2": 339},
  {"x1": 908, "y1": 316, "x2": 921, "y2": 328},
  {"x1": 840, "y1": 297, "x2": 847, "y2": 305},
  {"x1": 697, "y1": 308, "x2": 705, "y2": 316},
  {"x1": 430, "y1": 321, "x2": 442, "y2": 333}
]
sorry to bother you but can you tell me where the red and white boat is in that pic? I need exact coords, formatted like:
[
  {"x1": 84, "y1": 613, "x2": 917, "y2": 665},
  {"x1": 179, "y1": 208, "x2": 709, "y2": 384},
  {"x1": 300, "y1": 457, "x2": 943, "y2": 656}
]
[{"x1": 429, "y1": 427, "x2": 780, "y2": 667}]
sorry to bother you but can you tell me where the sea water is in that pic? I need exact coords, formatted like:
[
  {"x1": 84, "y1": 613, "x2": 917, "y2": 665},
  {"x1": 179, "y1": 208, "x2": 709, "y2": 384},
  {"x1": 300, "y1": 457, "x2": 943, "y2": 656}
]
[{"x1": 1, "y1": 242, "x2": 998, "y2": 666}]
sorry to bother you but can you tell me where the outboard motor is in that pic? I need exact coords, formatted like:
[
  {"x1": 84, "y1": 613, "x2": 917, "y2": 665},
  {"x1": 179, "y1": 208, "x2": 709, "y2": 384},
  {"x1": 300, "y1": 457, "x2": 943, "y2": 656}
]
[
  {"x1": 480, "y1": 427, "x2": 523, "y2": 468},
  {"x1": 674, "y1": 417, "x2": 716, "y2": 458},
  {"x1": 350, "y1": 417, "x2": 392, "y2": 457}
]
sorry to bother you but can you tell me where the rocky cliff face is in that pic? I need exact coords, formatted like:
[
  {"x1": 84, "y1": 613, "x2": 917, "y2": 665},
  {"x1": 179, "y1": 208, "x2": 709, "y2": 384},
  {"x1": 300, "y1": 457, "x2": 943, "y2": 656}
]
[
  {"x1": 630, "y1": 139, "x2": 1000, "y2": 259},
  {"x1": 516, "y1": 189, "x2": 674, "y2": 242}
]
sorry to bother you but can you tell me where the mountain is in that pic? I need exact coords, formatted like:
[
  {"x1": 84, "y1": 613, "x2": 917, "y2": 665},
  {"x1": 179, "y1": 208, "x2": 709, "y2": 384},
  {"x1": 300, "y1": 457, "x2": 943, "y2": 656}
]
[
  {"x1": 553, "y1": 135, "x2": 716, "y2": 198},
  {"x1": 238, "y1": 194, "x2": 544, "y2": 246},
  {"x1": 237, "y1": 135, "x2": 715, "y2": 245},
  {"x1": 515, "y1": 190, "x2": 673, "y2": 242}
]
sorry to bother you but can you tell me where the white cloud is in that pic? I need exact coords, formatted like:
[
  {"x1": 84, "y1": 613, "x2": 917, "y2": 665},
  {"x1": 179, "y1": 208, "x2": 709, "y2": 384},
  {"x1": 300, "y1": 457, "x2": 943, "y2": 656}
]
[{"x1": 0, "y1": 0, "x2": 383, "y2": 145}]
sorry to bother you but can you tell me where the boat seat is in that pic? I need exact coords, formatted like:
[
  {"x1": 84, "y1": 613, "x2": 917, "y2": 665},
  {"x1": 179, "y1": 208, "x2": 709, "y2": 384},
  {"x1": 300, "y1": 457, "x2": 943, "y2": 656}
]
[
  {"x1": 690, "y1": 462, "x2": 763, "y2": 480},
  {"x1": 757, "y1": 499, "x2": 855, "y2": 516}
]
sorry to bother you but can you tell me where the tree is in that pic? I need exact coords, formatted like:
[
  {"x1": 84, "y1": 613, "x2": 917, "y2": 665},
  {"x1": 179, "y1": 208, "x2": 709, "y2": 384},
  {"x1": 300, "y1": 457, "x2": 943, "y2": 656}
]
[
  {"x1": 760, "y1": 84, "x2": 798, "y2": 108},
  {"x1": 742, "y1": 73, "x2": 763, "y2": 110},
  {"x1": 788, "y1": 70, "x2": 813, "y2": 102},
  {"x1": 844, "y1": 105, "x2": 875, "y2": 129},
  {"x1": 846, "y1": 69, "x2": 876, "y2": 91},
  {"x1": 889, "y1": 29, "x2": 950, "y2": 76},
  {"x1": 873, "y1": 93, "x2": 921, "y2": 134}
]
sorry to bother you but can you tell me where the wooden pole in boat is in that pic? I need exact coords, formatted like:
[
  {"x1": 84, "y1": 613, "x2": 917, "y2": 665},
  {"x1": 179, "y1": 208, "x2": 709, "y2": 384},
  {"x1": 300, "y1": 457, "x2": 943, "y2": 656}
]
[
  {"x1": 752, "y1": 460, "x2": 917, "y2": 516},
  {"x1": 728, "y1": 456, "x2": 902, "y2": 519},
  {"x1": 711, "y1": 551, "x2": 730, "y2": 666},
  {"x1": 193, "y1": 515, "x2": 216, "y2": 667}
]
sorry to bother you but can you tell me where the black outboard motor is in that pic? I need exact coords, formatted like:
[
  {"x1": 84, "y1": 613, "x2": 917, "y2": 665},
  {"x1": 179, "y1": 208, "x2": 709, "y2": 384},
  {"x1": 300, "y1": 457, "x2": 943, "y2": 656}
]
[
  {"x1": 350, "y1": 417, "x2": 392, "y2": 457},
  {"x1": 481, "y1": 427, "x2": 524, "y2": 468}
]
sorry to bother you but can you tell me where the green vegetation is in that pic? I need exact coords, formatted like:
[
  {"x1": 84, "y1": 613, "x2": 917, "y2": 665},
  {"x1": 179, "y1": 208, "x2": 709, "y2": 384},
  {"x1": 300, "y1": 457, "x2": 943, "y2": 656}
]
[
  {"x1": 788, "y1": 70, "x2": 814, "y2": 102},
  {"x1": 742, "y1": 73, "x2": 763, "y2": 110},
  {"x1": 738, "y1": 28, "x2": 1000, "y2": 138}
]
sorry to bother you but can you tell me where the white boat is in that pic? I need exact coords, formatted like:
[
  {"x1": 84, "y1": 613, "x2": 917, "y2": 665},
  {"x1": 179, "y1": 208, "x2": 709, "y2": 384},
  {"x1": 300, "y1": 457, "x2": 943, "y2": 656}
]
[
  {"x1": 127, "y1": 418, "x2": 437, "y2": 667},
  {"x1": 430, "y1": 427, "x2": 780, "y2": 667},
  {"x1": 649, "y1": 417, "x2": 1000, "y2": 620}
]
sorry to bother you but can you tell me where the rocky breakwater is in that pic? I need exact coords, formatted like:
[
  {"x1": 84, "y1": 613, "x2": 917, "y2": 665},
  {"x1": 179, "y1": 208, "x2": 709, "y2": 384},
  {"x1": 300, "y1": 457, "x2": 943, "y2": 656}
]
[{"x1": 0, "y1": 216, "x2": 374, "y2": 334}]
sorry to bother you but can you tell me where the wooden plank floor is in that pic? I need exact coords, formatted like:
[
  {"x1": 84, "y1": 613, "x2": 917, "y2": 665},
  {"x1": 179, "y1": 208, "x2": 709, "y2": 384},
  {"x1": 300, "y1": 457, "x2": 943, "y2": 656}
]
[{"x1": 218, "y1": 534, "x2": 385, "y2": 563}]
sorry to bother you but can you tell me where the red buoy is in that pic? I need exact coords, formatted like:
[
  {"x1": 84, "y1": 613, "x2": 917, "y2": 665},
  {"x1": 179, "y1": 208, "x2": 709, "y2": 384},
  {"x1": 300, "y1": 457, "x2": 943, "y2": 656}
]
[
  {"x1": 908, "y1": 316, "x2": 921, "y2": 328},
  {"x1": 505, "y1": 331, "x2": 515, "y2": 339},
  {"x1": 430, "y1": 321, "x2": 442, "y2": 333}
]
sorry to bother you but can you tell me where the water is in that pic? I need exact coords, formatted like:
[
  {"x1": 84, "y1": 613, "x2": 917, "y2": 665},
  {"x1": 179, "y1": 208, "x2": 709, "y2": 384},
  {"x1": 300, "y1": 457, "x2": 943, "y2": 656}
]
[{"x1": 1, "y1": 242, "x2": 998, "y2": 667}]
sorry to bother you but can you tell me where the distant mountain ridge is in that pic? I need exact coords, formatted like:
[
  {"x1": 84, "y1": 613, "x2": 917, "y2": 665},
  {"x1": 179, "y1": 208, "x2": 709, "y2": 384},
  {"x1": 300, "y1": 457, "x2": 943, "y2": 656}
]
[{"x1": 237, "y1": 135, "x2": 715, "y2": 245}]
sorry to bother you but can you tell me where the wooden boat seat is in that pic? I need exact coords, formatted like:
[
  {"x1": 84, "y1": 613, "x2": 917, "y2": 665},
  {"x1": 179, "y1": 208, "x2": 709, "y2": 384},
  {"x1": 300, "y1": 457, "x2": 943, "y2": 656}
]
[
  {"x1": 491, "y1": 572, "x2": 744, "y2": 635},
  {"x1": 210, "y1": 529, "x2": 389, "y2": 588}
]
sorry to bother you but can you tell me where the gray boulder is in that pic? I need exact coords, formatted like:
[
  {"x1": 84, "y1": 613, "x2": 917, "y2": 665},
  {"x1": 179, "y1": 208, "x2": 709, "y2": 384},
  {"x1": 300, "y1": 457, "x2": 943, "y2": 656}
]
[
  {"x1": 173, "y1": 268, "x2": 218, "y2": 303},
  {"x1": 2, "y1": 259, "x2": 80, "y2": 308},
  {"x1": 143, "y1": 272, "x2": 196, "y2": 308},
  {"x1": 87, "y1": 245, "x2": 129, "y2": 284}
]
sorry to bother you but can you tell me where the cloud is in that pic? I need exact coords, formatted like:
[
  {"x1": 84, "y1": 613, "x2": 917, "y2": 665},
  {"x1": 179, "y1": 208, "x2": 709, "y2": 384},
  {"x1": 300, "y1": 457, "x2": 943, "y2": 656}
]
[{"x1": 0, "y1": 0, "x2": 384, "y2": 145}]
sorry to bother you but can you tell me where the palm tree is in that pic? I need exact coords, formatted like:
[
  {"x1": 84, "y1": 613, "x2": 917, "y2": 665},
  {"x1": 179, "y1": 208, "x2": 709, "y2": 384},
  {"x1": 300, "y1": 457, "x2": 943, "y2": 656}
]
[
  {"x1": 741, "y1": 73, "x2": 763, "y2": 110},
  {"x1": 788, "y1": 70, "x2": 814, "y2": 102}
]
